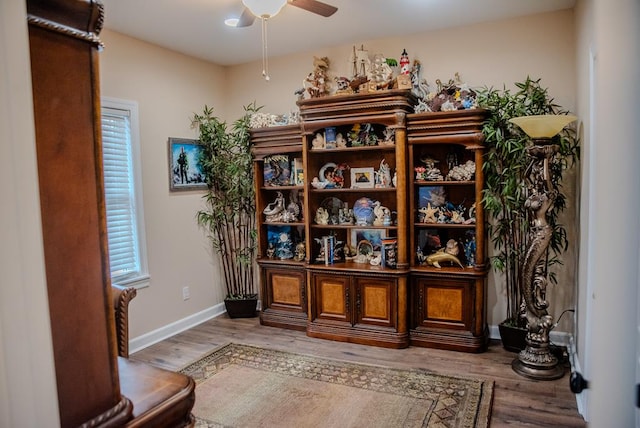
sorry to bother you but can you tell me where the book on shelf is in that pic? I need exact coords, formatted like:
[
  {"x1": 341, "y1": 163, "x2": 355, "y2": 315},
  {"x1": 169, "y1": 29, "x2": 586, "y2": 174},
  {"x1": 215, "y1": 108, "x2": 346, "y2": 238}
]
[
  {"x1": 293, "y1": 157, "x2": 304, "y2": 185},
  {"x1": 380, "y1": 238, "x2": 397, "y2": 269},
  {"x1": 263, "y1": 155, "x2": 291, "y2": 186}
]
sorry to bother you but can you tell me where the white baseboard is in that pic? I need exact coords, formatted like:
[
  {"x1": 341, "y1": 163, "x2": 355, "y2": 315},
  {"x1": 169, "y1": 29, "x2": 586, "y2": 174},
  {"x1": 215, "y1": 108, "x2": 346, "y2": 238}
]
[
  {"x1": 128, "y1": 302, "x2": 226, "y2": 354},
  {"x1": 488, "y1": 324, "x2": 572, "y2": 346},
  {"x1": 568, "y1": 336, "x2": 588, "y2": 420},
  {"x1": 132, "y1": 318, "x2": 573, "y2": 355}
]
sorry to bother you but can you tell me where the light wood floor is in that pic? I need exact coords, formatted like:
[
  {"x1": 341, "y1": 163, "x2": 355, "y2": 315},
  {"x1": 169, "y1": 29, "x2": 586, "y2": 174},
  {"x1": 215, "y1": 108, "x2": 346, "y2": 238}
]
[{"x1": 130, "y1": 315, "x2": 586, "y2": 427}]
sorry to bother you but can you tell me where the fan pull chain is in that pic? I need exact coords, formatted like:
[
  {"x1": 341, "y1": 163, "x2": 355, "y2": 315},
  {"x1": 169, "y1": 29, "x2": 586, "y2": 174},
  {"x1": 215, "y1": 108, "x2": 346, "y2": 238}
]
[{"x1": 261, "y1": 16, "x2": 270, "y2": 81}]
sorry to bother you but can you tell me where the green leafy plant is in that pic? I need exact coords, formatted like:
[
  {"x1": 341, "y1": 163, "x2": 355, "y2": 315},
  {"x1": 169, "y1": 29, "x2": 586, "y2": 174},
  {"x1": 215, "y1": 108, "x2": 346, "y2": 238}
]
[
  {"x1": 193, "y1": 103, "x2": 261, "y2": 299},
  {"x1": 477, "y1": 77, "x2": 579, "y2": 327}
]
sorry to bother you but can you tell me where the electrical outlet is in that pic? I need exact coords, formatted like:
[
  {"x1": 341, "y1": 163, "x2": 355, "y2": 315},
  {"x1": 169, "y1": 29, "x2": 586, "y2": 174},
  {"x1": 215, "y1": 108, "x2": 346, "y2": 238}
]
[{"x1": 182, "y1": 286, "x2": 190, "y2": 300}]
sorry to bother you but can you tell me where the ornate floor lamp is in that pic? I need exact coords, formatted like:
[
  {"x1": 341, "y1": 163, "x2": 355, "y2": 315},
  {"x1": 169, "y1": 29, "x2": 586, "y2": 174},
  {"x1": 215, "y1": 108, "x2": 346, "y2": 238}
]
[{"x1": 508, "y1": 114, "x2": 577, "y2": 380}]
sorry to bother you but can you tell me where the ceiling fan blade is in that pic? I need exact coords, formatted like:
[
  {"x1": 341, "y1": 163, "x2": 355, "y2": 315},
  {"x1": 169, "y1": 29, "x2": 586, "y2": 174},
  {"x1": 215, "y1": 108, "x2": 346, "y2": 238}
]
[
  {"x1": 288, "y1": 0, "x2": 338, "y2": 17},
  {"x1": 236, "y1": 7, "x2": 256, "y2": 27}
]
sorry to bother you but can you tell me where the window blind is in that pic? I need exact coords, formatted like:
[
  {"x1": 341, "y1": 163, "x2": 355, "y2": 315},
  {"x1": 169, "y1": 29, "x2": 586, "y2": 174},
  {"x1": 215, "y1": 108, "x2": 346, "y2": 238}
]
[{"x1": 101, "y1": 107, "x2": 140, "y2": 280}]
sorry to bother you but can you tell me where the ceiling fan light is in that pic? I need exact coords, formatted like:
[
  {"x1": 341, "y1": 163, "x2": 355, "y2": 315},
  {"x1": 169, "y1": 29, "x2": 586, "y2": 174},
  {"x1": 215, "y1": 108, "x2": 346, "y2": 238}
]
[
  {"x1": 224, "y1": 18, "x2": 239, "y2": 27},
  {"x1": 242, "y1": 0, "x2": 287, "y2": 18}
]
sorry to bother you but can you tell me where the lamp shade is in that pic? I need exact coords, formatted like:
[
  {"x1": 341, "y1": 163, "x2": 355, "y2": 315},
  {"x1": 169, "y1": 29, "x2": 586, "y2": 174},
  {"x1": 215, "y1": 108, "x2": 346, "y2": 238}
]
[
  {"x1": 509, "y1": 114, "x2": 577, "y2": 139},
  {"x1": 242, "y1": 0, "x2": 287, "y2": 18}
]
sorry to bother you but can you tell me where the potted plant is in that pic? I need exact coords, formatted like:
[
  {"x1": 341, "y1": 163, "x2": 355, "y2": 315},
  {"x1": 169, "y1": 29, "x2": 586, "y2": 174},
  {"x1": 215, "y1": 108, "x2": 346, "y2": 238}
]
[
  {"x1": 193, "y1": 103, "x2": 261, "y2": 318},
  {"x1": 477, "y1": 77, "x2": 579, "y2": 351}
]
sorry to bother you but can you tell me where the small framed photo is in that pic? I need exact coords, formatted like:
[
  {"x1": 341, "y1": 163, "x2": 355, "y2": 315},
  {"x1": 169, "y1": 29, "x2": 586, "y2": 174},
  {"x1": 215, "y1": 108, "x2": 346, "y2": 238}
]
[
  {"x1": 168, "y1": 138, "x2": 207, "y2": 191},
  {"x1": 351, "y1": 167, "x2": 375, "y2": 189}
]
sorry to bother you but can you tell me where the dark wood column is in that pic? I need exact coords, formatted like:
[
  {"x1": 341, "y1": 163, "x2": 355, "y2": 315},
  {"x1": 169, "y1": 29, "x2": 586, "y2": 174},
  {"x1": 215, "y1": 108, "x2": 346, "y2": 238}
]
[{"x1": 27, "y1": 1, "x2": 131, "y2": 425}]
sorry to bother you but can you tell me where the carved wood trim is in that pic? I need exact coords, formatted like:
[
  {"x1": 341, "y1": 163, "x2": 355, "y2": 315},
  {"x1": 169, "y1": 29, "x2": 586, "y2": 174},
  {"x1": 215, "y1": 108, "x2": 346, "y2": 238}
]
[{"x1": 78, "y1": 397, "x2": 132, "y2": 428}]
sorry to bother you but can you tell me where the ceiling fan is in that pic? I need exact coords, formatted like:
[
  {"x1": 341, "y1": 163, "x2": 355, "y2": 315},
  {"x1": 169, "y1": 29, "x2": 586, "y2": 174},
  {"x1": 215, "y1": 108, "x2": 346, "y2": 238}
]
[{"x1": 237, "y1": 0, "x2": 338, "y2": 28}]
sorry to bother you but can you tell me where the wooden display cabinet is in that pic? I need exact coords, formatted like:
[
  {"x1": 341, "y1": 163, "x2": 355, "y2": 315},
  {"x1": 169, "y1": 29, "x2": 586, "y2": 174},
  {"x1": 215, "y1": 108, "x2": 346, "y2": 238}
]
[
  {"x1": 251, "y1": 95, "x2": 489, "y2": 353},
  {"x1": 251, "y1": 124, "x2": 308, "y2": 330},
  {"x1": 298, "y1": 90, "x2": 416, "y2": 349},
  {"x1": 406, "y1": 110, "x2": 490, "y2": 352}
]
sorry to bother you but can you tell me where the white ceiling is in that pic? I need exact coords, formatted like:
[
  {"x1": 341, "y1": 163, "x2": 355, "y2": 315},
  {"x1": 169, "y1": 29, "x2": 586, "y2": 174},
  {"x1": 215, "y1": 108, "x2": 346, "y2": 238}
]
[{"x1": 101, "y1": 0, "x2": 575, "y2": 66}]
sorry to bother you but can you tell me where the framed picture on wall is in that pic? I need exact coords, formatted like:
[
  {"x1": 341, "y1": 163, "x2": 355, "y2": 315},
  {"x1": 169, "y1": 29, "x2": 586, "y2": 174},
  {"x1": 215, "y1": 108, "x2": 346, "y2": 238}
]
[{"x1": 168, "y1": 137, "x2": 207, "y2": 191}]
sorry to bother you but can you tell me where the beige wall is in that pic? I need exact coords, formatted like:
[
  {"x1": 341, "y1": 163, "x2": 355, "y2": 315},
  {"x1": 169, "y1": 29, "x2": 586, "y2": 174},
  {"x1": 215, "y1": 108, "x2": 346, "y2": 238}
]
[
  {"x1": 229, "y1": 10, "x2": 578, "y2": 333},
  {"x1": 227, "y1": 10, "x2": 576, "y2": 120},
  {"x1": 100, "y1": 30, "x2": 229, "y2": 338},
  {"x1": 100, "y1": 9, "x2": 578, "y2": 339},
  {"x1": 573, "y1": 0, "x2": 640, "y2": 424}
]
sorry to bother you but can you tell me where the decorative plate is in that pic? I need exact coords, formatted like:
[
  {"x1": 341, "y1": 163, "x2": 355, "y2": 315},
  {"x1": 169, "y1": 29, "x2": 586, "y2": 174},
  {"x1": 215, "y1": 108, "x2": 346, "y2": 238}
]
[
  {"x1": 320, "y1": 197, "x2": 344, "y2": 221},
  {"x1": 319, "y1": 162, "x2": 337, "y2": 183},
  {"x1": 353, "y1": 197, "x2": 374, "y2": 226}
]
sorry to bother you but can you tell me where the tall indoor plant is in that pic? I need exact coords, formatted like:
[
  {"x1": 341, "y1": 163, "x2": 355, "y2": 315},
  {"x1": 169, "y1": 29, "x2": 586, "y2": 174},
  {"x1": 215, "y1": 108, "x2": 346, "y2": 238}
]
[
  {"x1": 193, "y1": 103, "x2": 260, "y2": 318},
  {"x1": 477, "y1": 77, "x2": 579, "y2": 350}
]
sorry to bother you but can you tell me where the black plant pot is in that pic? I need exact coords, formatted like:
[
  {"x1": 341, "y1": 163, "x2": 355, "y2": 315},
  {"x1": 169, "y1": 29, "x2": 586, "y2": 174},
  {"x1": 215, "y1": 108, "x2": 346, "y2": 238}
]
[
  {"x1": 498, "y1": 322, "x2": 527, "y2": 353},
  {"x1": 224, "y1": 296, "x2": 258, "y2": 319}
]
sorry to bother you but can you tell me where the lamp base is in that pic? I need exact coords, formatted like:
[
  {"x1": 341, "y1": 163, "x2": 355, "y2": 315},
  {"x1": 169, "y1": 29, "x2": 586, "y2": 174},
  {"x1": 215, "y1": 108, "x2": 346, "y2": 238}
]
[{"x1": 512, "y1": 343, "x2": 565, "y2": 380}]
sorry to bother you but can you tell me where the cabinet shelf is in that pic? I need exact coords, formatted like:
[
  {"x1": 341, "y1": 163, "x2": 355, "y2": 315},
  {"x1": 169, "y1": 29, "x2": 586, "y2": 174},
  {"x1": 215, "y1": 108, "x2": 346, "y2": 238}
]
[
  {"x1": 257, "y1": 258, "x2": 306, "y2": 266},
  {"x1": 414, "y1": 180, "x2": 475, "y2": 186},
  {"x1": 410, "y1": 265, "x2": 485, "y2": 277},
  {"x1": 263, "y1": 221, "x2": 305, "y2": 227},
  {"x1": 309, "y1": 145, "x2": 396, "y2": 154},
  {"x1": 311, "y1": 224, "x2": 397, "y2": 230},
  {"x1": 310, "y1": 187, "x2": 397, "y2": 194},
  {"x1": 413, "y1": 223, "x2": 475, "y2": 229},
  {"x1": 261, "y1": 185, "x2": 304, "y2": 191},
  {"x1": 308, "y1": 260, "x2": 407, "y2": 275}
]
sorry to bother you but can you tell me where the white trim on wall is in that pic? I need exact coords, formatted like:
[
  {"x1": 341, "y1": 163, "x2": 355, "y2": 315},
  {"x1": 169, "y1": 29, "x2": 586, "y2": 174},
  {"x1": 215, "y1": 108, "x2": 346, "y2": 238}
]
[
  {"x1": 488, "y1": 325, "x2": 572, "y2": 347},
  {"x1": 129, "y1": 303, "x2": 227, "y2": 354}
]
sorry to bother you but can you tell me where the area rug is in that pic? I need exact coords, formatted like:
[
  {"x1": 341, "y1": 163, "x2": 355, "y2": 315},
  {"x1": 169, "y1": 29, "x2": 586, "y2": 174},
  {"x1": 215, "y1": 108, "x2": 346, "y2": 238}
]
[{"x1": 180, "y1": 343, "x2": 493, "y2": 428}]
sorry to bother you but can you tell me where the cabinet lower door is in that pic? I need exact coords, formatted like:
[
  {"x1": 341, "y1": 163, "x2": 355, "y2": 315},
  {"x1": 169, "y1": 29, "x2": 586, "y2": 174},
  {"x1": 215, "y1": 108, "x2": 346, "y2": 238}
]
[
  {"x1": 259, "y1": 265, "x2": 307, "y2": 331},
  {"x1": 353, "y1": 277, "x2": 396, "y2": 329},
  {"x1": 410, "y1": 274, "x2": 488, "y2": 352},
  {"x1": 307, "y1": 271, "x2": 408, "y2": 349},
  {"x1": 311, "y1": 273, "x2": 351, "y2": 324}
]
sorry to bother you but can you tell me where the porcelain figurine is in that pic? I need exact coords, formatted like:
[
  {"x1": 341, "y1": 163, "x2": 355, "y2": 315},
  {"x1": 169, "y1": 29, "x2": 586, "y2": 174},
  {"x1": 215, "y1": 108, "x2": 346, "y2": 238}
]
[
  {"x1": 276, "y1": 232, "x2": 294, "y2": 260},
  {"x1": 293, "y1": 242, "x2": 306, "y2": 262},
  {"x1": 425, "y1": 248, "x2": 464, "y2": 269},
  {"x1": 464, "y1": 231, "x2": 476, "y2": 267},
  {"x1": 311, "y1": 177, "x2": 327, "y2": 189},
  {"x1": 315, "y1": 207, "x2": 329, "y2": 225},
  {"x1": 303, "y1": 56, "x2": 330, "y2": 99},
  {"x1": 380, "y1": 127, "x2": 395, "y2": 146},
  {"x1": 263, "y1": 191, "x2": 286, "y2": 222},
  {"x1": 369, "y1": 253, "x2": 382, "y2": 266},
  {"x1": 312, "y1": 133, "x2": 325, "y2": 149},
  {"x1": 419, "y1": 156, "x2": 444, "y2": 181},
  {"x1": 373, "y1": 201, "x2": 390, "y2": 226},
  {"x1": 375, "y1": 159, "x2": 392, "y2": 188},
  {"x1": 266, "y1": 243, "x2": 276, "y2": 259},
  {"x1": 284, "y1": 199, "x2": 301, "y2": 222},
  {"x1": 445, "y1": 239, "x2": 460, "y2": 256}
]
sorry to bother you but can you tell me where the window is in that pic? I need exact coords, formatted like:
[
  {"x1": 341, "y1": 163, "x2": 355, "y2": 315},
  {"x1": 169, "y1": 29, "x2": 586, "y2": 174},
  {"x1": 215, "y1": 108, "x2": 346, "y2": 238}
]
[{"x1": 101, "y1": 97, "x2": 149, "y2": 288}]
